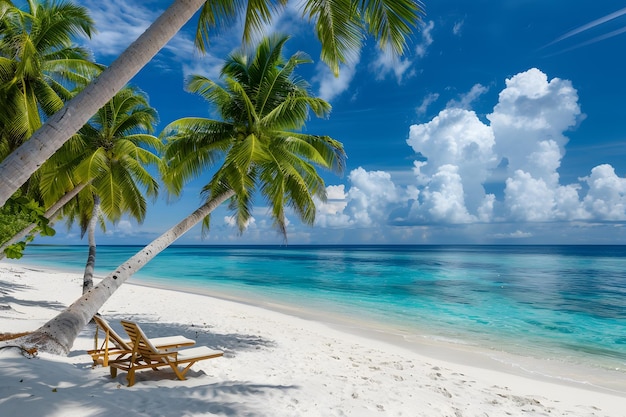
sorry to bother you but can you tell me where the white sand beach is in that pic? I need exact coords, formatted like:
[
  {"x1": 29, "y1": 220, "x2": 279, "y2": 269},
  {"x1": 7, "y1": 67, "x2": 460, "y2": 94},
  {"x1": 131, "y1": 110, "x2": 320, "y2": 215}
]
[{"x1": 1, "y1": 262, "x2": 624, "y2": 417}]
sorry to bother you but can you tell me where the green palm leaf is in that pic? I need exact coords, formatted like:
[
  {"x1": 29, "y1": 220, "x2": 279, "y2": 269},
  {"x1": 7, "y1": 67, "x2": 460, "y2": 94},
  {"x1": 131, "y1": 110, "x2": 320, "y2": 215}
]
[
  {"x1": 162, "y1": 34, "x2": 346, "y2": 240},
  {"x1": 303, "y1": 0, "x2": 365, "y2": 75}
]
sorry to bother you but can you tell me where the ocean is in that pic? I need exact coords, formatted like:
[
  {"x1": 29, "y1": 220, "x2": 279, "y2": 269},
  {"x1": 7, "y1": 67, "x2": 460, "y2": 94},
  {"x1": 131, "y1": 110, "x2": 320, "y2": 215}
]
[{"x1": 10, "y1": 244, "x2": 626, "y2": 385}]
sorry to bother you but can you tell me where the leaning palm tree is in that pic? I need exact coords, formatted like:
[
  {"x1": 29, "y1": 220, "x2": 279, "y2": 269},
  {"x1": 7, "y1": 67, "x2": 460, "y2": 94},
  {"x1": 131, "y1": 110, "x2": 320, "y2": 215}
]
[
  {"x1": 8, "y1": 34, "x2": 345, "y2": 355},
  {"x1": 0, "y1": 0, "x2": 424, "y2": 206}
]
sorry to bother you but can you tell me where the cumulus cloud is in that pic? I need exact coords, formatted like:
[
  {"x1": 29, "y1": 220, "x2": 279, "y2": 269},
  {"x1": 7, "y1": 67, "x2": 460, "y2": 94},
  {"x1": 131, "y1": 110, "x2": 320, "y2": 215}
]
[
  {"x1": 315, "y1": 168, "x2": 405, "y2": 228},
  {"x1": 581, "y1": 164, "x2": 626, "y2": 220},
  {"x1": 316, "y1": 68, "x2": 626, "y2": 237},
  {"x1": 407, "y1": 107, "x2": 497, "y2": 219}
]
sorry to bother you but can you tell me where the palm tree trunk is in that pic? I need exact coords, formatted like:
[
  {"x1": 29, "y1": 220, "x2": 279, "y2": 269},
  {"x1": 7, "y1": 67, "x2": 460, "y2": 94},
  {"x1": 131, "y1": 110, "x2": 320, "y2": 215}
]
[
  {"x1": 82, "y1": 195, "x2": 100, "y2": 294},
  {"x1": 0, "y1": 182, "x2": 89, "y2": 260},
  {"x1": 0, "y1": 0, "x2": 206, "y2": 206},
  {"x1": 10, "y1": 190, "x2": 234, "y2": 355}
]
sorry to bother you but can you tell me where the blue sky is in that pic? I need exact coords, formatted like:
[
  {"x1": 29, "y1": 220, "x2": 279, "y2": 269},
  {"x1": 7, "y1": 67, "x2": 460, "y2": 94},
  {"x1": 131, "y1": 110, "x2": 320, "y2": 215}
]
[{"x1": 38, "y1": 0, "x2": 626, "y2": 245}]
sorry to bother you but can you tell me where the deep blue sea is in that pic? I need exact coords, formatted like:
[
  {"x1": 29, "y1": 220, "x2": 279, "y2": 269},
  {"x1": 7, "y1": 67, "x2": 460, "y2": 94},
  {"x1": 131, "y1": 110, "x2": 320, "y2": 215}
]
[{"x1": 11, "y1": 244, "x2": 626, "y2": 381}]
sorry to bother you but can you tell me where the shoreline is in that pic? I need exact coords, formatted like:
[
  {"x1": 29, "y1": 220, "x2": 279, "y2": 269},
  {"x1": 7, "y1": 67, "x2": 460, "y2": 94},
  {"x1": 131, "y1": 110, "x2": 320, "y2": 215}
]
[
  {"x1": 6, "y1": 260, "x2": 626, "y2": 394},
  {"x1": 134, "y1": 275, "x2": 626, "y2": 396},
  {"x1": 1, "y1": 261, "x2": 625, "y2": 416}
]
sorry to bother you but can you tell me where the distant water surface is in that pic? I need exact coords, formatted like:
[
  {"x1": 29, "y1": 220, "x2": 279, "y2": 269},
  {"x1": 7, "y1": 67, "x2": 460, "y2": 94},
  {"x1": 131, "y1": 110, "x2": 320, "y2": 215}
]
[{"x1": 12, "y1": 244, "x2": 626, "y2": 386}]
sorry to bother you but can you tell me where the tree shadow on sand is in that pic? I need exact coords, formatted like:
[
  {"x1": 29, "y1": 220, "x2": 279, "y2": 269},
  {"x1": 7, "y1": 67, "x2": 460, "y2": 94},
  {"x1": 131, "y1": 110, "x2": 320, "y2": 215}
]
[
  {"x1": 0, "y1": 279, "x2": 68, "y2": 311},
  {"x1": 0, "y1": 349, "x2": 298, "y2": 417}
]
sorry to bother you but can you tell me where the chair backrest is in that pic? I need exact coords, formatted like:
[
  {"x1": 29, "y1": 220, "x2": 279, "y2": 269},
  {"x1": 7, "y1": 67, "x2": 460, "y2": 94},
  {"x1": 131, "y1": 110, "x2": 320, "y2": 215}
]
[
  {"x1": 120, "y1": 320, "x2": 160, "y2": 358},
  {"x1": 93, "y1": 315, "x2": 131, "y2": 350}
]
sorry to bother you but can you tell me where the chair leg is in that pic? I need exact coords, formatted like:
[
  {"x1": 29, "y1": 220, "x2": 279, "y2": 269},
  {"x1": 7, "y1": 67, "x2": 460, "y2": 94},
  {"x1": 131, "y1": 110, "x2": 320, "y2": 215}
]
[
  {"x1": 169, "y1": 363, "x2": 187, "y2": 381},
  {"x1": 127, "y1": 369, "x2": 136, "y2": 387},
  {"x1": 110, "y1": 367, "x2": 118, "y2": 378}
]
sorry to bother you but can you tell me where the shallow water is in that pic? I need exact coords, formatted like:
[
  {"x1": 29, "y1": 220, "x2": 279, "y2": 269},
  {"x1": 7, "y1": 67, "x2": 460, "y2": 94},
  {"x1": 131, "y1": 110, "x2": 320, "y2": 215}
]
[{"x1": 13, "y1": 244, "x2": 626, "y2": 382}]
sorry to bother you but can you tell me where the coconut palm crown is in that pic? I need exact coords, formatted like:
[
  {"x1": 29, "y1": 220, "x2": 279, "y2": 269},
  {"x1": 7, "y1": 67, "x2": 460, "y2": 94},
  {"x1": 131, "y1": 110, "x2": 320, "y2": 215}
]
[
  {"x1": 0, "y1": 0, "x2": 97, "y2": 159},
  {"x1": 162, "y1": 34, "x2": 346, "y2": 238},
  {"x1": 46, "y1": 85, "x2": 162, "y2": 233}
]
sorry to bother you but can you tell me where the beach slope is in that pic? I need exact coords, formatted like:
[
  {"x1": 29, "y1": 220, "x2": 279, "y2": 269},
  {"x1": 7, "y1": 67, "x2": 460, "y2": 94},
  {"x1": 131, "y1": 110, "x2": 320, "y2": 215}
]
[{"x1": 1, "y1": 263, "x2": 624, "y2": 416}]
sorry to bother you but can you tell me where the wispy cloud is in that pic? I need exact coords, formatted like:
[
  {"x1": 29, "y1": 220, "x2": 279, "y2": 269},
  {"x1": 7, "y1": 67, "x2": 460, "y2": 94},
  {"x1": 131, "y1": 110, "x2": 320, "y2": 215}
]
[
  {"x1": 416, "y1": 92, "x2": 440, "y2": 115},
  {"x1": 542, "y1": 6, "x2": 626, "y2": 54},
  {"x1": 446, "y1": 84, "x2": 489, "y2": 110},
  {"x1": 416, "y1": 20, "x2": 435, "y2": 58},
  {"x1": 314, "y1": 56, "x2": 360, "y2": 102},
  {"x1": 452, "y1": 20, "x2": 464, "y2": 36},
  {"x1": 545, "y1": 7, "x2": 626, "y2": 47},
  {"x1": 370, "y1": 49, "x2": 414, "y2": 83},
  {"x1": 549, "y1": 25, "x2": 626, "y2": 55},
  {"x1": 77, "y1": 0, "x2": 159, "y2": 58}
]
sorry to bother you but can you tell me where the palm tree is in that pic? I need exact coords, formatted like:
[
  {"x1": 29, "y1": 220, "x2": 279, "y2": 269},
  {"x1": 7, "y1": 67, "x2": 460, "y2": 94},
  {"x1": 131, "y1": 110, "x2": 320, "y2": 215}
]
[
  {"x1": 0, "y1": 0, "x2": 424, "y2": 206},
  {"x1": 47, "y1": 85, "x2": 161, "y2": 293},
  {"x1": 0, "y1": 0, "x2": 98, "y2": 254},
  {"x1": 162, "y1": 34, "x2": 344, "y2": 236},
  {"x1": 0, "y1": 86, "x2": 160, "y2": 286},
  {"x1": 0, "y1": 0, "x2": 97, "y2": 159},
  {"x1": 8, "y1": 34, "x2": 345, "y2": 355}
]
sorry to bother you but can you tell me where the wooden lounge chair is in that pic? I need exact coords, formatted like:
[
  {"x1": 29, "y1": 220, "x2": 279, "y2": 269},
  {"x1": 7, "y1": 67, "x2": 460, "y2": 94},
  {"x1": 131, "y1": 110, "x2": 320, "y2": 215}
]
[
  {"x1": 111, "y1": 320, "x2": 223, "y2": 386},
  {"x1": 88, "y1": 315, "x2": 195, "y2": 368}
]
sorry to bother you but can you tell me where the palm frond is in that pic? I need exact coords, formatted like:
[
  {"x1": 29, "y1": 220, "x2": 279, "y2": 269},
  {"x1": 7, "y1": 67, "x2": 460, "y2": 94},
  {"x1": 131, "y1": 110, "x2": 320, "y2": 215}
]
[
  {"x1": 165, "y1": 34, "x2": 346, "y2": 239},
  {"x1": 240, "y1": 0, "x2": 288, "y2": 45},
  {"x1": 194, "y1": 0, "x2": 238, "y2": 54},
  {"x1": 303, "y1": 0, "x2": 364, "y2": 76},
  {"x1": 361, "y1": 0, "x2": 425, "y2": 55}
]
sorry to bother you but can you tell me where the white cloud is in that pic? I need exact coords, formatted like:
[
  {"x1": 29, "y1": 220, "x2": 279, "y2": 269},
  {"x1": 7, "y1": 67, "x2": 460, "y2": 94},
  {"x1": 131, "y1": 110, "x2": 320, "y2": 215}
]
[
  {"x1": 453, "y1": 20, "x2": 464, "y2": 36},
  {"x1": 77, "y1": 0, "x2": 158, "y2": 57},
  {"x1": 314, "y1": 185, "x2": 352, "y2": 228},
  {"x1": 316, "y1": 168, "x2": 405, "y2": 228},
  {"x1": 504, "y1": 170, "x2": 584, "y2": 222},
  {"x1": 77, "y1": 0, "x2": 243, "y2": 77},
  {"x1": 104, "y1": 220, "x2": 135, "y2": 237},
  {"x1": 491, "y1": 230, "x2": 533, "y2": 239},
  {"x1": 446, "y1": 83, "x2": 489, "y2": 110},
  {"x1": 316, "y1": 68, "x2": 626, "y2": 239},
  {"x1": 224, "y1": 215, "x2": 256, "y2": 229},
  {"x1": 416, "y1": 93, "x2": 440, "y2": 115},
  {"x1": 314, "y1": 59, "x2": 359, "y2": 102},
  {"x1": 407, "y1": 107, "x2": 498, "y2": 215},
  {"x1": 410, "y1": 164, "x2": 476, "y2": 223},
  {"x1": 489, "y1": 69, "x2": 581, "y2": 179},
  {"x1": 370, "y1": 49, "x2": 414, "y2": 83},
  {"x1": 581, "y1": 164, "x2": 626, "y2": 220},
  {"x1": 416, "y1": 21, "x2": 435, "y2": 58}
]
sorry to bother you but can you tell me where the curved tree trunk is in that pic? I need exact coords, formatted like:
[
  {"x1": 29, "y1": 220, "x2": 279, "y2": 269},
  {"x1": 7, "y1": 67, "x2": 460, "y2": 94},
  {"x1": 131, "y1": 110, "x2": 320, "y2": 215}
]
[
  {"x1": 82, "y1": 195, "x2": 100, "y2": 294},
  {"x1": 0, "y1": 182, "x2": 89, "y2": 260},
  {"x1": 9, "y1": 190, "x2": 234, "y2": 355},
  {"x1": 0, "y1": 0, "x2": 206, "y2": 206}
]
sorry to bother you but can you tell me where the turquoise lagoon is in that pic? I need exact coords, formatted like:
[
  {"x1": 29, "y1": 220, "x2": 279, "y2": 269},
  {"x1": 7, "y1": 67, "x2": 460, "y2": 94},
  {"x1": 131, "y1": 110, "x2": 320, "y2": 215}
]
[{"x1": 11, "y1": 244, "x2": 626, "y2": 390}]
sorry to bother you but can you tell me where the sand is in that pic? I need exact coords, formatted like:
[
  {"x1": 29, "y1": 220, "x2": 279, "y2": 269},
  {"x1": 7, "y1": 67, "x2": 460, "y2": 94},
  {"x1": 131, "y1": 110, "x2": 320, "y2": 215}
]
[{"x1": 1, "y1": 261, "x2": 624, "y2": 416}]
